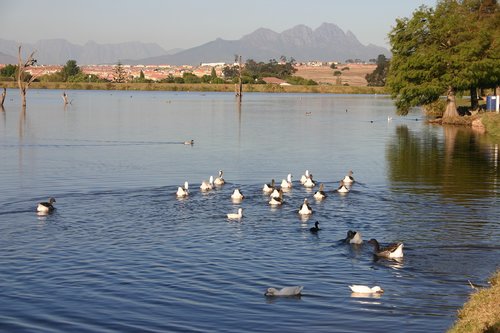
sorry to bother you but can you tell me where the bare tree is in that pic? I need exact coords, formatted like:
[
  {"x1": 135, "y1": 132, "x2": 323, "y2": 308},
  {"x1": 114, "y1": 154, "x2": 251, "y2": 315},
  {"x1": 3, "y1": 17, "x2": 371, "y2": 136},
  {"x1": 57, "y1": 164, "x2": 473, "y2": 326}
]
[
  {"x1": 16, "y1": 46, "x2": 37, "y2": 107},
  {"x1": 0, "y1": 87, "x2": 6, "y2": 106}
]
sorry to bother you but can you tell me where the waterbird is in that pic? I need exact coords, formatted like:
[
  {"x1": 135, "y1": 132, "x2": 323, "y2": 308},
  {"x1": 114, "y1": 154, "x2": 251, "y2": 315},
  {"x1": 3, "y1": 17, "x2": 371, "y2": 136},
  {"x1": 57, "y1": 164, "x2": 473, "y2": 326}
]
[
  {"x1": 265, "y1": 286, "x2": 303, "y2": 297},
  {"x1": 231, "y1": 188, "x2": 244, "y2": 201},
  {"x1": 349, "y1": 285, "x2": 384, "y2": 294},
  {"x1": 345, "y1": 230, "x2": 363, "y2": 244},
  {"x1": 176, "y1": 181, "x2": 189, "y2": 198},
  {"x1": 303, "y1": 174, "x2": 316, "y2": 188},
  {"x1": 263, "y1": 179, "x2": 275, "y2": 194},
  {"x1": 313, "y1": 183, "x2": 327, "y2": 200},
  {"x1": 227, "y1": 208, "x2": 243, "y2": 220},
  {"x1": 214, "y1": 170, "x2": 225, "y2": 186},
  {"x1": 309, "y1": 221, "x2": 321, "y2": 233},
  {"x1": 298, "y1": 198, "x2": 313, "y2": 215},
  {"x1": 184, "y1": 140, "x2": 194, "y2": 145},
  {"x1": 368, "y1": 239, "x2": 404, "y2": 258},
  {"x1": 280, "y1": 173, "x2": 293, "y2": 189},
  {"x1": 300, "y1": 170, "x2": 310, "y2": 184},
  {"x1": 37, "y1": 197, "x2": 56, "y2": 213},
  {"x1": 337, "y1": 180, "x2": 350, "y2": 193},
  {"x1": 342, "y1": 170, "x2": 354, "y2": 184},
  {"x1": 200, "y1": 176, "x2": 214, "y2": 191},
  {"x1": 268, "y1": 189, "x2": 284, "y2": 205}
]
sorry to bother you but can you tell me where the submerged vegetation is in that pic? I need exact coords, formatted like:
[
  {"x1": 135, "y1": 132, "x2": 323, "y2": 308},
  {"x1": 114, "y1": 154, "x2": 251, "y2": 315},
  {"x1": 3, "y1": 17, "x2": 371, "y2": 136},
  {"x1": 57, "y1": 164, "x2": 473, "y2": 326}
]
[{"x1": 448, "y1": 270, "x2": 500, "y2": 333}]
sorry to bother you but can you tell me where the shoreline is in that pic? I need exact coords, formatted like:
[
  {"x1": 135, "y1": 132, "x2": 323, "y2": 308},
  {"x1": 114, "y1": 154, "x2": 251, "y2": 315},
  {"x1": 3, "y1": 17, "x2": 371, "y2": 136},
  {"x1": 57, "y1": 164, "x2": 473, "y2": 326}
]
[
  {"x1": 448, "y1": 269, "x2": 500, "y2": 333},
  {"x1": 0, "y1": 81, "x2": 387, "y2": 95}
]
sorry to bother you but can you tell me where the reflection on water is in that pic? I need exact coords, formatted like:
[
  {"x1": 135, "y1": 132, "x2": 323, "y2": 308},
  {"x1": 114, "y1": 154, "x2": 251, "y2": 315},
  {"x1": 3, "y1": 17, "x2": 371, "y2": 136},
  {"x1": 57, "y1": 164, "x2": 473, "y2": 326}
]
[{"x1": 0, "y1": 90, "x2": 498, "y2": 333}]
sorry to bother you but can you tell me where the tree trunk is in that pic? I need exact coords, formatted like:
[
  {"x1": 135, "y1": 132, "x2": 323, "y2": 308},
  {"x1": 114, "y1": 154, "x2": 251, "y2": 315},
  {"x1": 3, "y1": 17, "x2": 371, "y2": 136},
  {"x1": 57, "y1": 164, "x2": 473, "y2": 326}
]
[
  {"x1": 470, "y1": 87, "x2": 478, "y2": 110},
  {"x1": 0, "y1": 87, "x2": 5, "y2": 106},
  {"x1": 443, "y1": 87, "x2": 459, "y2": 121}
]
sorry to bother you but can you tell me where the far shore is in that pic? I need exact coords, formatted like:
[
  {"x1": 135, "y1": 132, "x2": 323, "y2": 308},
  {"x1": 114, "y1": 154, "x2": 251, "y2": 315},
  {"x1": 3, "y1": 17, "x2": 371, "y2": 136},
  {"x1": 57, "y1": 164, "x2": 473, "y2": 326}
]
[{"x1": 0, "y1": 81, "x2": 387, "y2": 95}]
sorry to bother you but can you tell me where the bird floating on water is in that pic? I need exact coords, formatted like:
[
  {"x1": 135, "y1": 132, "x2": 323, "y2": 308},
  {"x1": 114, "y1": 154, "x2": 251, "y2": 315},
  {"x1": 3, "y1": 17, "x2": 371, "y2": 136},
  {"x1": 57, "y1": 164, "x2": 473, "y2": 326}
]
[
  {"x1": 337, "y1": 180, "x2": 350, "y2": 193},
  {"x1": 214, "y1": 170, "x2": 225, "y2": 186},
  {"x1": 200, "y1": 176, "x2": 214, "y2": 191},
  {"x1": 231, "y1": 188, "x2": 244, "y2": 201},
  {"x1": 349, "y1": 285, "x2": 384, "y2": 294},
  {"x1": 313, "y1": 183, "x2": 327, "y2": 200},
  {"x1": 263, "y1": 179, "x2": 275, "y2": 194},
  {"x1": 368, "y1": 239, "x2": 404, "y2": 258},
  {"x1": 300, "y1": 170, "x2": 310, "y2": 185},
  {"x1": 344, "y1": 230, "x2": 363, "y2": 244},
  {"x1": 309, "y1": 221, "x2": 321, "y2": 233},
  {"x1": 227, "y1": 208, "x2": 243, "y2": 220},
  {"x1": 184, "y1": 140, "x2": 194, "y2": 145},
  {"x1": 280, "y1": 173, "x2": 293, "y2": 189},
  {"x1": 265, "y1": 286, "x2": 303, "y2": 297},
  {"x1": 37, "y1": 197, "x2": 56, "y2": 213},
  {"x1": 298, "y1": 198, "x2": 313, "y2": 215},
  {"x1": 342, "y1": 170, "x2": 354, "y2": 184},
  {"x1": 176, "y1": 181, "x2": 189, "y2": 198}
]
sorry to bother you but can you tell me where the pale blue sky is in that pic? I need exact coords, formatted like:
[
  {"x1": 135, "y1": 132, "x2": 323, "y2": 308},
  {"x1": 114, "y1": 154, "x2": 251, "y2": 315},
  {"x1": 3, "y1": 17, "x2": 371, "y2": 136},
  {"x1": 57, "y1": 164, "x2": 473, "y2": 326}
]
[{"x1": 1, "y1": 0, "x2": 436, "y2": 50}]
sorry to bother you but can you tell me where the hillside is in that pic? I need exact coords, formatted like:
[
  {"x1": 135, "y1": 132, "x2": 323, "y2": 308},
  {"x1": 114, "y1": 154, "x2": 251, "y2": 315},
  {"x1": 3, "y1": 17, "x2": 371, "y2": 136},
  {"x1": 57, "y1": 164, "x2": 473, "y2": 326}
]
[{"x1": 295, "y1": 64, "x2": 376, "y2": 86}]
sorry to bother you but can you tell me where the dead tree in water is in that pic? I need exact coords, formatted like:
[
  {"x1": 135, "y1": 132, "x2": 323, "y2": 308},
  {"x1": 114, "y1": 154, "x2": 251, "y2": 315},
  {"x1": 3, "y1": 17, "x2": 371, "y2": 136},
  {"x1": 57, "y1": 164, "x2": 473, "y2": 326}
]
[
  {"x1": 234, "y1": 54, "x2": 242, "y2": 101},
  {"x1": 62, "y1": 91, "x2": 69, "y2": 105},
  {"x1": 16, "y1": 46, "x2": 37, "y2": 107},
  {"x1": 0, "y1": 87, "x2": 6, "y2": 106}
]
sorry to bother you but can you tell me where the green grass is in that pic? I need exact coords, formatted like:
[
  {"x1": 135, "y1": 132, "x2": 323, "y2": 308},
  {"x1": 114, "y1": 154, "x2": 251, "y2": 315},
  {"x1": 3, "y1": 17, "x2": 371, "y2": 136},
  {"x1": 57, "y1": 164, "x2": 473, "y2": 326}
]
[
  {"x1": 448, "y1": 270, "x2": 500, "y2": 333},
  {"x1": 480, "y1": 113, "x2": 500, "y2": 138},
  {"x1": 0, "y1": 81, "x2": 387, "y2": 95}
]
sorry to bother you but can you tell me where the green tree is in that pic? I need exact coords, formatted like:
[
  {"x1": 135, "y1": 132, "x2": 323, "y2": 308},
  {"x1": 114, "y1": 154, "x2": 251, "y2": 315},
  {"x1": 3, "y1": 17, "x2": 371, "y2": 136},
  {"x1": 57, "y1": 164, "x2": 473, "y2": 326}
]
[
  {"x1": 366, "y1": 54, "x2": 389, "y2": 86},
  {"x1": 62, "y1": 60, "x2": 81, "y2": 81},
  {"x1": 0, "y1": 64, "x2": 17, "y2": 77},
  {"x1": 387, "y1": 1, "x2": 500, "y2": 118},
  {"x1": 113, "y1": 61, "x2": 127, "y2": 83}
]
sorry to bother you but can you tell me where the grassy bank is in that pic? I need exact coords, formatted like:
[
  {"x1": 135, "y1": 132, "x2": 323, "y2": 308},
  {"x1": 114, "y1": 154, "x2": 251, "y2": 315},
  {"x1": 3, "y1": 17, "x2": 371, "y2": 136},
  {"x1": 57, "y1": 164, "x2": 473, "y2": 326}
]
[
  {"x1": 0, "y1": 81, "x2": 387, "y2": 95},
  {"x1": 448, "y1": 269, "x2": 500, "y2": 333}
]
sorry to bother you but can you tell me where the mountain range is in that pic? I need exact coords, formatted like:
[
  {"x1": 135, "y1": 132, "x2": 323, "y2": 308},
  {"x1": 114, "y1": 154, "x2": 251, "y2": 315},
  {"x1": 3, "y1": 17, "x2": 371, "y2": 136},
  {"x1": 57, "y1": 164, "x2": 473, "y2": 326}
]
[{"x1": 0, "y1": 23, "x2": 389, "y2": 66}]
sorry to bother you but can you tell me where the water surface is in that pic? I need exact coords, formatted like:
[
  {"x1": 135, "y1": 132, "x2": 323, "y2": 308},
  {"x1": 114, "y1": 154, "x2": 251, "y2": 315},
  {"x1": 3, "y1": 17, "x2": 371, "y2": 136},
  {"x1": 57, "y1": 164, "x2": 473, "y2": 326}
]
[{"x1": 0, "y1": 90, "x2": 499, "y2": 332}]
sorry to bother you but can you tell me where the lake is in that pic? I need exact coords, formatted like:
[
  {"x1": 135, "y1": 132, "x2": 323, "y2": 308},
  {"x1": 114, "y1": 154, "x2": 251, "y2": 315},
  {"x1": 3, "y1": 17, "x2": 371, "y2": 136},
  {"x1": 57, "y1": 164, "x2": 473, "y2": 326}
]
[{"x1": 0, "y1": 89, "x2": 499, "y2": 332}]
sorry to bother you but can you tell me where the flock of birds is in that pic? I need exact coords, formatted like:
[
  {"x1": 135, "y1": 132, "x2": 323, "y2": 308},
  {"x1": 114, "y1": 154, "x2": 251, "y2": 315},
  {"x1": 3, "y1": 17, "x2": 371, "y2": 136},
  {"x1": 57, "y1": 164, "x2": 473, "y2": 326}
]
[
  {"x1": 36, "y1": 168, "x2": 404, "y2": 298},
  {"x1": 171, "y1": 168, "x2": 404, "y2": 298}
]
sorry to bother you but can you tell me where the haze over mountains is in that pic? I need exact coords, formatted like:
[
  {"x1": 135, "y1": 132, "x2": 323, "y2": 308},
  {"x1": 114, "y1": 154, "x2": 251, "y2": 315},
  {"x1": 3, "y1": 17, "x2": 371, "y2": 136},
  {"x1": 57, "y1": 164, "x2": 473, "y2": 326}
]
[{"x1": 0, "y1": 23, "x2": 389, "y2": 65}]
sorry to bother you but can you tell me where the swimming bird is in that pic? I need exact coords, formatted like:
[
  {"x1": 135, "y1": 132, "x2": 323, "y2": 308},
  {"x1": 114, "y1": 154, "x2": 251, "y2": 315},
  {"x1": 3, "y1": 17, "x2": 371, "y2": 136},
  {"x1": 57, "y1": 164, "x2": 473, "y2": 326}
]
[
  {"x1": 298, "y1": 198, "x2": 313, "y2": 215},
  {"x1": 263, "y1": 179, "x2": 275, "y2": 194},
  {"x1": 269, "y1": 189, "x2": 284, "y2": 205},
  {"x1": 337, "y1": 180, "x2": 350, "y2": 193},
  {"x1": 300, "y1": 170, "x2": 310, "y2": 184},
  {"x1": 200, "y1": 175, "x2": 214, "y2": 191},
  {"x1": 368, "y1": 239, "x2": 404, "y2": 258},
  {"x1": 344, "y1": 230, "x2": 363, "y2": 244},
  {"x1": 342, "y1": 170, "x2": 354, "y2": 184},
  {"x1": 309, "y1": 221, "x2": 321, "y2": 233},
  {"x1": 214, "y1": 170, "x2": 225, "y2": 186},
  {"x1": 176, "y1": 181, "x2": 189, "y2": 198},
  {"x1": 280, "y1": 173, "x2": 293, "y2": 189},
  {"x1": 303, "y1": 174, "x2": 316, "y2": 188},
  {"x1": 265, "y1": 286, "x2": 303, "y2": 297},
  {"x1": 349, "y1": 285, "x2": 384, "y2": 294},
  {"x1": 37, "y1": 197, "x2": 56, "y2": 213},
  {"x1": 184, "y1": 140, "x2": 194, "y2": 145},
  {"x1": 231, "y1": 188, "x2": 244, "y2": 201},
  {"x1": 227, "y1": 208, "x2": 243, "y2": 220},
  {"x1": 313, "y1": 183, "x2": 327, "y2": 200}
]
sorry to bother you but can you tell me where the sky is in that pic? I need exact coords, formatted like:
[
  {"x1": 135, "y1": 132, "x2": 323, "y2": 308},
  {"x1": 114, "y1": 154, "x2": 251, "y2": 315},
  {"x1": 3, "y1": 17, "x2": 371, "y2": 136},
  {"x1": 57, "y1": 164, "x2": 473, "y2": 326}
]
[{"x1": 1, "y1": 0, "x2": 437, "y2": 51}]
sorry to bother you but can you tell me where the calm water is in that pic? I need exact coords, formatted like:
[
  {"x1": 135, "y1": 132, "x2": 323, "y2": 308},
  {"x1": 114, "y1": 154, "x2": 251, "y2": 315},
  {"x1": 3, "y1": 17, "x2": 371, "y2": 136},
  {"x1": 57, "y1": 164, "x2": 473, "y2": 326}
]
[{"x1": 0, "y1": 89, "x2": 499, "y2": 333}]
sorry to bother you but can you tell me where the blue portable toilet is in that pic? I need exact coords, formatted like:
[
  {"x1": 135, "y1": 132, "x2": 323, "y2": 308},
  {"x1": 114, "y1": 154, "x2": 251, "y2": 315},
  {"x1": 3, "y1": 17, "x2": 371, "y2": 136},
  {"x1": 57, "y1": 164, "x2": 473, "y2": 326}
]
[{"x1": 486, "y1": 95, "x2": 499, "y2": 112}]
